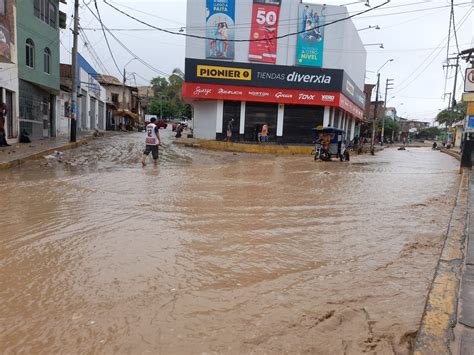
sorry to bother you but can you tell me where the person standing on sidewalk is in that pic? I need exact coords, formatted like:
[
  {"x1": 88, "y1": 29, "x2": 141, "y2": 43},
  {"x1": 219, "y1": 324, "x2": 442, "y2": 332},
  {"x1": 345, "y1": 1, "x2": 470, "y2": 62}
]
[
  {"x1": 0, "y1": 103, "x2": 10, "y2": 147},
  {"x1": 142, "y1": 117, "x2": 161, "y2": 167},
  {"x1": 261, "y1": 123, "x2": 269, "y2": 144},
  {"x1": 226, "y1": 119, "x2": 234, "y2": 142}
]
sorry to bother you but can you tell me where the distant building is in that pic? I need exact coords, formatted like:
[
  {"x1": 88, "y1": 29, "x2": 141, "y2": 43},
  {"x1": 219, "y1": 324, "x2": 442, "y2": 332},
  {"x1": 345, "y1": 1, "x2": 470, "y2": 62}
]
[
  {"x1": 58, "y1": 53, "x2": 107, "y2": 136},
  {"x1": 17, "y1": 0, "x2": 66, "y2": 140},
  {"x1": 385, "y1": 107, "x2": 397, "y2": 120},
  {"x1": 96, "y1": 74, "x2": 140, "y2": 130},
  {"x1": 0, "y1": 0, "x2": 19, "y2": 143}
]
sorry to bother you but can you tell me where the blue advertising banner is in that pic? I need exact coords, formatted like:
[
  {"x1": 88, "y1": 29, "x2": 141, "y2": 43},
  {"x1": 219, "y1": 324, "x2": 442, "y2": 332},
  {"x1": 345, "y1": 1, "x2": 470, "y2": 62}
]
[
  {"x1": 296, "y1": 4, "x2": 325, "y2": 67},
  {"x1": 206, "y1": 0, "x2": 235, "y2": 59}
]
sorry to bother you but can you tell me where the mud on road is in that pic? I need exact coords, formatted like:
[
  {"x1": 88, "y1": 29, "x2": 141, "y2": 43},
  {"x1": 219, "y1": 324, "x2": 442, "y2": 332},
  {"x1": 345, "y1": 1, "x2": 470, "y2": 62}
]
[{"x1": 0, "y1": 130, "x2": 462, "y2": 354}]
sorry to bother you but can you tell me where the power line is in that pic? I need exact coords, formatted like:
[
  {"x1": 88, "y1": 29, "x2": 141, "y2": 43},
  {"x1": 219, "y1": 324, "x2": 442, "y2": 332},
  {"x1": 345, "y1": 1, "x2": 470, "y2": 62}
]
[
  {"x1": 90, "y1": 0, "x2": 122, "y2": 76},
  {"x1": 391, "y1": 7, "x2": 472, "y2": 95},
  {"x1": 83, "y1": 0, "x2": 171, "y2": 78},
  {"x1": 103, "y1": 0, "x2": 390, "y2": 43}
]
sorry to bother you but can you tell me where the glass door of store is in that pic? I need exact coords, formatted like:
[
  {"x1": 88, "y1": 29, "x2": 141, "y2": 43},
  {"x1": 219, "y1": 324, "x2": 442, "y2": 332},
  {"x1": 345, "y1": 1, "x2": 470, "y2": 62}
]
[{"x1": 244, "y1": 102, "x2": 278, "y2": 143}]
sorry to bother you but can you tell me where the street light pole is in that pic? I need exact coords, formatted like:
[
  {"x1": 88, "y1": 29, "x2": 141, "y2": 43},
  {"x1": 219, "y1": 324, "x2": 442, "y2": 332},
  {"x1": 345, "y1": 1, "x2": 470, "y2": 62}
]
[
  {"x1": 122, "y1": 58, "x2": 137, "y2": 111},
  {"x1": 70, "y1": 0, "x2": 79, "y2": 142}
]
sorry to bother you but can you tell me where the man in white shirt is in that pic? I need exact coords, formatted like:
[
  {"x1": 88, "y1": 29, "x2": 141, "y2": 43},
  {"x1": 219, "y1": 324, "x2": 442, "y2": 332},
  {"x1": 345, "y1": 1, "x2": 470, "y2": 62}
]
[{"x1": 142, "y1": 117, "x2": 161, "y2": 166}]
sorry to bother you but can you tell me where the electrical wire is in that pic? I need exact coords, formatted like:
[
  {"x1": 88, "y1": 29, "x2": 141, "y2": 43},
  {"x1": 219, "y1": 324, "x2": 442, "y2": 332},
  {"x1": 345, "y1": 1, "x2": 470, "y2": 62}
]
[
  {"x1": 91, "y1": 0, "x2": 122, "y2": 76},
  {"x1": 82, "y1": 0, "x2": 171, "y2": 78},
  {"x1": 103, "y1": 0, "x2": 390, "y2": 42},
  {"x1": 391, "y1": 7, "x2": 472, "y2": 95}
]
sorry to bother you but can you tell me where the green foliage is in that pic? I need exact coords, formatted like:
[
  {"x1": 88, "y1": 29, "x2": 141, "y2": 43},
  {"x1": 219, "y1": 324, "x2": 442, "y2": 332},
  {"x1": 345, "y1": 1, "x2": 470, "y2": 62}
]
[
  {"x1": 417, "y1": 126, "x2": 441, "y2": 139},
  {"x1": 436, "y1": 102, "x2": 466, "y2": 127},
  {"x1": 148, "y1": 68, "x2": 192, "y2": 119},
  {"x1": 376, "y1": 116, "x2": 400, "y2": 137}
]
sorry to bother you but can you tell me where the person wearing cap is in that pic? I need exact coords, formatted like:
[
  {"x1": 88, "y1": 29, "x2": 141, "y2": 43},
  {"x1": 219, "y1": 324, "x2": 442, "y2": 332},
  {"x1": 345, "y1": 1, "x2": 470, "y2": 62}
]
[{"x1": 142, "y1": 117, "x2": 161, "y2": 166}]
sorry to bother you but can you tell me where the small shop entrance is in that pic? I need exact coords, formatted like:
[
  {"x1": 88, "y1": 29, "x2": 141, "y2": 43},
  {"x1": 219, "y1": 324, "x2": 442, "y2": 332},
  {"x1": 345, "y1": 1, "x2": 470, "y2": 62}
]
[
  {"x1": 244, "y1": 102, "x2": 278, "y2": 143},
  {"x1": 219, "y1": 100, "x2": 241, "y2": 141},
  {"x1": 283, "y1": 104, "x2": 324, "y2": 144}
]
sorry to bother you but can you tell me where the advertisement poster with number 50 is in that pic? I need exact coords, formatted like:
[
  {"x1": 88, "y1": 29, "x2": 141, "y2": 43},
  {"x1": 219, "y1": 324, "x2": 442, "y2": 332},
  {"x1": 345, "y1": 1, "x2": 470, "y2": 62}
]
[
  {"x1": 206, "y1": 0, "x2": 235, "y2": 59},
  {"x1": 248, "y1": 0, "x2": 281, "y2": 64}
]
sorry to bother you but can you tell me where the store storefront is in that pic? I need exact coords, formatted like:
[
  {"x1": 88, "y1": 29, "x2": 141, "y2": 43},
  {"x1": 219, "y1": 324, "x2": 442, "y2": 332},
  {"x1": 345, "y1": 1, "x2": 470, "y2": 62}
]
[
  {"x1": 183, "y1": 58, "x2": 364, "y2": 144},
  {"x1": 183, "y1": 0, "x2": 367, "y2": 144}
]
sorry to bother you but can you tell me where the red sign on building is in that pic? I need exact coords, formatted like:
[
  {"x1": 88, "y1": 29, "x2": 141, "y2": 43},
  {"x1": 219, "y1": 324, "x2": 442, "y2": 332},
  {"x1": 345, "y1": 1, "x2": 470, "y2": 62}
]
[
  {"x1": 248, "y1": 0, "x2": 281, "y2": 64},
  {"x1": 182, "y1": 82, "x2": 364, "y2": 120}
]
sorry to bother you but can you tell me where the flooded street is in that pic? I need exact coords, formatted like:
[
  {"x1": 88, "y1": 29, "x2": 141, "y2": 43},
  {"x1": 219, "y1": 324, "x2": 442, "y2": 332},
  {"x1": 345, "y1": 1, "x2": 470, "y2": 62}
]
[{"x1": 0, "y1": 130, "x2": 461, "y2": 354}]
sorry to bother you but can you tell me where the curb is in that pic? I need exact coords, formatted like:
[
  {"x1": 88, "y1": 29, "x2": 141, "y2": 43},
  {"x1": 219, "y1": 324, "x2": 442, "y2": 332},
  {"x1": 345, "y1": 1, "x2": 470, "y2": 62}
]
[
  {"x1": 414, "y1": 168, "x2": 468, "y2": 354},
  {"x1": 0, "y1": 137, "x2": 91, "y2": 170},
  {"x1": 440, "y1": 148, "x2": 461, "y2": 161}
]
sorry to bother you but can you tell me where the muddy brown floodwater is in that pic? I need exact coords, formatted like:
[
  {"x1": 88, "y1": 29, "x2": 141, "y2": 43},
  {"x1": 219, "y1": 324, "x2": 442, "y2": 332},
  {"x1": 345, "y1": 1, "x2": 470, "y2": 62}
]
[{"x1": 0, "y1": 130, "x2": 461, "y2": 354}]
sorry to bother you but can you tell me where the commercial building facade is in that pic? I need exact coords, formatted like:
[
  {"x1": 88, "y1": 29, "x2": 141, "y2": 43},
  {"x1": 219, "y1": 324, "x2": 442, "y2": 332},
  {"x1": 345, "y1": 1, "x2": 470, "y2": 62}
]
[
  {"x1": 183, "y1": 0, "x2": 366, "y2": 144},
  {"x1": 17, "y1": 0, "x2": 65, "y2": 140}
]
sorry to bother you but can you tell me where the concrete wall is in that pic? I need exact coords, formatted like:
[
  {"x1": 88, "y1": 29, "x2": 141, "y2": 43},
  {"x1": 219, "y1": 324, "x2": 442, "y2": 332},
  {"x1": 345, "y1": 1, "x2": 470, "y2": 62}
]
[
  {"x1": 185, "y1": 0, "x2": 366, "y2": 90},
  {"x1": 193, "y1": 100, "x2": 220, "y2": 139}
]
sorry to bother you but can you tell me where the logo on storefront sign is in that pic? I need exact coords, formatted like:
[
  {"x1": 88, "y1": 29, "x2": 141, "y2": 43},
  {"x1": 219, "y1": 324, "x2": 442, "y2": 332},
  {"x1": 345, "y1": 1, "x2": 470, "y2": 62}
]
[
  {"x1": 345, "y1": 80, "x2": 355, "y2": 96},
  {"x1": 197, "y1": 65, "x2": 252, "y2": 81},
  {"x1": 299, "y1": 93, "x2": 315, "y2": 100},
  {"x1": 249, "y1": 91, "x2": 270, "y2": 97},
  {"x1": 193, "y1": 86, "x2": 212, "y2": 96},
  {"x1": 218, "y1": 88, "x2": 243, "y2": 95},
  {"x1": 275, "y1": 92, "x2": 293, "y2": 99},
  {"x1": 322, "y1": 95, "x2": 335, "y2": 102}
]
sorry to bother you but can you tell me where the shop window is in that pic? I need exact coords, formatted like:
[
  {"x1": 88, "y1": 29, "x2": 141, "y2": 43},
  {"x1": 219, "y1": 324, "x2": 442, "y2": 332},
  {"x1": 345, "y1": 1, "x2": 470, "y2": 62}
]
[
  {"x1": 26, "y1": 39, "x2": 35, "y2": 68},
  {"x1": 43, "y1": 47, "x2": 51, "y2": 74}
]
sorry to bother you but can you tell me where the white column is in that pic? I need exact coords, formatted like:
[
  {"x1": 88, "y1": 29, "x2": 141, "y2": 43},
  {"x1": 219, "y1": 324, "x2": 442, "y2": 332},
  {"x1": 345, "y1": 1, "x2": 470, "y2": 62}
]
[
  {"x1": 95, "y1": 99, "x2": 99, "y2": 130},
  {"x1": 277, "y1": 103, "x2": 284, "y2": 136},
  {"x1": 240, "y1": 101, "x2": 246, "y2": 134},
  {"x1": 323, "y1": 106, "x2": 330, "y2": 127},
  {"x1": 338, "y1": 109, "x2": 344, "y2": 129},
  {"x1": 351, "y1": 119, "x2": 356, "y2": 140},
  {"x1": 216, "y1": 100, "x2": 224, "y2": 133},
  {"x1": 86, "y1": 93, "x2": 91, "y2": 130}
]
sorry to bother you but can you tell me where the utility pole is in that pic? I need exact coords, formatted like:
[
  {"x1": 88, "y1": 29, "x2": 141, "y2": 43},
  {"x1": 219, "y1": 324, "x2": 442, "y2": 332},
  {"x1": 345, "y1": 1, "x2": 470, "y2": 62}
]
[
  {"x1": 122, "y1": 68, "x2": 126, "y2": 110},
  {"x1": 70, "y1": 0, "x2": 79, "y2": 143},
  {"x1": 371, "y1": 73, "x2": 380, "y2": 153},
  {"x1": 451, "y1": 55, "x2": 460, "y2": 108},
  {"x1": 381, "y1": 78, "x2": 394, "y2": 146}
]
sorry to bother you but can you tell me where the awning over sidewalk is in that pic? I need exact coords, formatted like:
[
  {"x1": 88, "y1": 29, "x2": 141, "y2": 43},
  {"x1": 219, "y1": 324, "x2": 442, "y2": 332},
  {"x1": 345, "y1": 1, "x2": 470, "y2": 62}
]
[{"x1": 113, "y1": 109, "x2": 140, "y2": 123}]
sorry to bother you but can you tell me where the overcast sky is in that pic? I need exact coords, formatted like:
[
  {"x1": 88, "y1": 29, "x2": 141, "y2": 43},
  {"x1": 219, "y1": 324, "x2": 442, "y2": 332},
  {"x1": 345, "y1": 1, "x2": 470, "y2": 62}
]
[{"x1": 60, "y1": 0, "x2": 474, "y2": 123}]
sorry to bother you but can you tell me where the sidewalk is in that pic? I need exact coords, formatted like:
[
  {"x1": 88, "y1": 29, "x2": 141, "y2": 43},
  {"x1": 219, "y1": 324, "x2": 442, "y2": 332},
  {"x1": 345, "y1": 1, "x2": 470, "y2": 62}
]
[
  {"x1": 0, "y1": 134, "x2": 93, "y2": 169},
  {"x1": 451, "y1": 171, "x2": 474, "y2": 354}
]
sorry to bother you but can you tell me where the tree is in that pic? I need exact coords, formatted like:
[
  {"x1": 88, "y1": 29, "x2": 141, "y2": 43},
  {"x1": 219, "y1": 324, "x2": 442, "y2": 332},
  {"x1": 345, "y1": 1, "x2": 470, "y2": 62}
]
[
  {"x1": 436, "y1": 102, "x2": 467, "y2": 127},
  {"x1": 417, "y1": 127, "x2": 441, "y2": 140},
  {"x1": 148, "y1": 67, "x2": 192, "y2": 119}
]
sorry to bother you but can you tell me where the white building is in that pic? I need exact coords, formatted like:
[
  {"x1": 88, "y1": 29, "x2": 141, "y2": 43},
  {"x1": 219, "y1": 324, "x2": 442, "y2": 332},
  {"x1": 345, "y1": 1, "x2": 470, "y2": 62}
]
[
  {"x1": 183, "y1": 0, "x2": 366, "y2": 144},
  {"x1": 57, "y1": 54, "x2": 106, "y2": 137}
]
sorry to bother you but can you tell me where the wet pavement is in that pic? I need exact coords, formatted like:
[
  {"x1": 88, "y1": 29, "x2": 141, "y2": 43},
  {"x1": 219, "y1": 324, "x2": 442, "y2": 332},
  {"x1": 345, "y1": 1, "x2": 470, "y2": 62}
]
[{"x1": 0, "y1": 130, "x2": 462, "y2": 354}]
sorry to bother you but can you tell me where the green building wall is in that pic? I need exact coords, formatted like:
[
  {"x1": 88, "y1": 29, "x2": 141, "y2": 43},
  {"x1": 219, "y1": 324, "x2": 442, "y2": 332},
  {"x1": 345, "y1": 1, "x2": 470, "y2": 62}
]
[{"x1": 17, "y1": 0, "x2": 60, "y2": 92}]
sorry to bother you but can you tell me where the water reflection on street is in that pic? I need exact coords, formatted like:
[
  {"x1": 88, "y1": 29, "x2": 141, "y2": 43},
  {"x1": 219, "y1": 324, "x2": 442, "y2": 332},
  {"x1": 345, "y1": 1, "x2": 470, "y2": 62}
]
[{"x1": 0, "y1": 130, "x2": 461, "y2": 354}]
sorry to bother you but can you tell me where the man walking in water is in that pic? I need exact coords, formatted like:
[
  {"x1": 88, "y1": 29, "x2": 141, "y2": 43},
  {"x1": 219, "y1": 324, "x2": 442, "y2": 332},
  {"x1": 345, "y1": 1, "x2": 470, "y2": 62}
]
[{"x1": 142, "y1": 117, "x2": 161, "y2": 166}]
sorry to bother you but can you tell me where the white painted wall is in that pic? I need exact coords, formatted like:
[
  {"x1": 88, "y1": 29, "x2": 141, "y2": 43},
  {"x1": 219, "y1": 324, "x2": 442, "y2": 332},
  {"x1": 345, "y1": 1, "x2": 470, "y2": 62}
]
[
  {"x1": 185, "y1": 0, "x2": 366, "y2": 89},
  {"x1": 193, "y1": 100, "x2": 220, "y2": 139}
]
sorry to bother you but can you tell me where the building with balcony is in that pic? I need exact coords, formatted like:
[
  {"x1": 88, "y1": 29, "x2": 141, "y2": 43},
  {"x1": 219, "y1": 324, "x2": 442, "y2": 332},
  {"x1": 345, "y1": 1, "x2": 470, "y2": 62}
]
[
  {"x1": 17, "y1": 0, "x2": 66, "y2": 140},
  {"x1": 97, "y1": 74, "x2": 140, "y2": 130}
]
